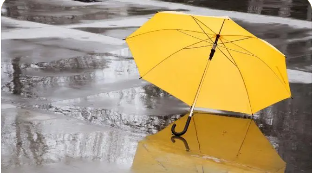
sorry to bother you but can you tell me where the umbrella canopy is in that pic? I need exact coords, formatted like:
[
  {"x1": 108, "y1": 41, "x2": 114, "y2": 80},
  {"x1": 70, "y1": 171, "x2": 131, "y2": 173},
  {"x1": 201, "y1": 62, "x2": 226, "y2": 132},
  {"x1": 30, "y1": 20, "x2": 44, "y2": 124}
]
[
  {"x1": 126, "y1": 11, "x2": 291, "y2": 135},
  {"x1": 131, "y1": 113, "x2": 286, "y2": 173}
]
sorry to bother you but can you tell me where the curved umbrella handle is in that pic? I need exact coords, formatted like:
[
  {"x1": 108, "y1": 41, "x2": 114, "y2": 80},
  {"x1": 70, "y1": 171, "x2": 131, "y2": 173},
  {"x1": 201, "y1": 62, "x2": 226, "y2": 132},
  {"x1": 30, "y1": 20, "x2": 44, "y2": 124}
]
[
  {"x1": 171, "y1": 116, "x2": 192, "y2": 136},
  {"x1": 171, "y1": 136, "x2": 190, "y2": 151}
]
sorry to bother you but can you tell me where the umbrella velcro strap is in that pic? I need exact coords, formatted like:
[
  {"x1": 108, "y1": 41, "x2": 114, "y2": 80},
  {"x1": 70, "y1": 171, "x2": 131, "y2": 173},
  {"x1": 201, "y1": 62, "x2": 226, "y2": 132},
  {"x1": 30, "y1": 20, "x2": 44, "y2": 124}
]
[{"x1": 209, "y1": 49, "x2": 216, "y2": 60}]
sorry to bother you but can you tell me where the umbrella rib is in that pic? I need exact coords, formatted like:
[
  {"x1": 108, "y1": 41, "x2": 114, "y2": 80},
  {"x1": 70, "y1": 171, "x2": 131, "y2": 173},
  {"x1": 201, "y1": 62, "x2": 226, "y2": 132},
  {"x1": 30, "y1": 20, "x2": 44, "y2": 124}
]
[
  {"x1": 185, "y1": 37, "x2": 253, "y2": 49},
  {"x1": 222, "y1": 37, "x2": 254, "y2": 44},
  {"x1": 218, "y1": 45, "x2": 255, "y2": 57},
  {"x1": 184, "y1": 44, "x2": 213, "y2": 49},
  {"x1": 222, "y1": 38, "x2": 291, "y2": 95},
  {"x1": 191, "y1": 16, "x2": 214, "y2": 43},
  {"x1": 217, "y1": 38, "x2": 255, "y2": 56},
  {"x1": 126, "y1": 29, "x2": 207, "y2": 40},
  {"x1": 219, "y1": 39, "x2": 253, "y2": 114},
  {"x1": 177, "y1": 29, "x2": 214, "y2": 43},
  {"x1": 221, "y1": 35, "x2": 255, "y2": 38},
  {"x1": 219, "y1": 39, "x2": 237, "y2": 64},
  {"x1": 140, "y1": 39, "x2": 210, "y2": 78},
  {"x1": 216, "y1": 47, "x2": 237, "y2": 66},
  {"x1": 192, "y1": 16, "x2": 217, "y2": 36}
]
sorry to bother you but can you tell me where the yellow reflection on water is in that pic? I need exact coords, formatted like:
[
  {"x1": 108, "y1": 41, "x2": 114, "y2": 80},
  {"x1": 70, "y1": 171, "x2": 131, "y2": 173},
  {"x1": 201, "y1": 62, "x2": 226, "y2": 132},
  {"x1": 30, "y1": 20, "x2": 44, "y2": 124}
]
[{"x1": 132, "y1": 112, "x2": 285, "y2": 173}]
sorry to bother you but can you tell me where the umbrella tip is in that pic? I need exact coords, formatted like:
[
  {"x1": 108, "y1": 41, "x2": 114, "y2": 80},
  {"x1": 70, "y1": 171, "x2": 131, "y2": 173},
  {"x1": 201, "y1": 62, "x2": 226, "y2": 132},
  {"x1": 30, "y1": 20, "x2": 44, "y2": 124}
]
[
  {"x1": 122, "y1": 38, "x2": 126, "y2": 40},
  {"x1": 139, "y1": 77, "x2": 142, "y2": 79},
  {"x1": 291, "y1": 97, "x2": 294, "y2": 99}
]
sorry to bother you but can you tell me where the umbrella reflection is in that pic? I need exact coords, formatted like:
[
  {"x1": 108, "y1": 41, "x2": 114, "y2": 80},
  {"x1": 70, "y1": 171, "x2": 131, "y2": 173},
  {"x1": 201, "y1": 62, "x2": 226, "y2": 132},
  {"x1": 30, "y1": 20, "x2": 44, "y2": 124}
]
[
  {"x1": 171, "y1": 136, "x2": 190, "y2": 152},
  {"x1": 132, "y1": 112, "x2": 286, "y2": 173}
]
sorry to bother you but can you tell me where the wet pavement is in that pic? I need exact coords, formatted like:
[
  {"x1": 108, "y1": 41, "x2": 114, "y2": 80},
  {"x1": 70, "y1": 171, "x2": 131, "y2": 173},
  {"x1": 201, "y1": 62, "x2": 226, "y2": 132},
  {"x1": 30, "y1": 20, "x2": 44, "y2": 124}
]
[
  {"x1": 2, "y1": 0, "x2": 173, "y2": 25},
  {"x1": 160, "y1": 0, "x2": 312, "y2": 21},
  {"x1": 1, "y1": 105, "x2": 143, "y2": 173},
  {"x1": 1, "y1": 0, "x2": 312, "y2": 173}
]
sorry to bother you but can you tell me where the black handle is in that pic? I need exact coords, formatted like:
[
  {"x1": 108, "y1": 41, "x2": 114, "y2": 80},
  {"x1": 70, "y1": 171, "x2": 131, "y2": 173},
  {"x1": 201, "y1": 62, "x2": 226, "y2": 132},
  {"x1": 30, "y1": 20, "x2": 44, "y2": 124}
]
[
  {"x1": 171, "y1": 136, "x2": 190, "y2": 151},
  {"x1": 171, "y1": 116, "x2": 192, "y2": 136}
]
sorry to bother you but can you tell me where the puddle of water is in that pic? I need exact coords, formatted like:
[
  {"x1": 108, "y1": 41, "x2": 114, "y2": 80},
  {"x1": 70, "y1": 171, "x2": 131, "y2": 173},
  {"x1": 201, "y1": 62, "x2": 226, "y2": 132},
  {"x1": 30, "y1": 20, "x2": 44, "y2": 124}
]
[
  {"x1": 1, "y1": 38, "x2": 124, "y2": 64},
  {"x1": 1, "y1": 45, "x2": 187, "y2": 133},
  {"x1": 1, "y1": 108, "x2": 144, "y2": 171},
  {"x1": 45, "y1": 85, "x2": 187, "y2": 133},
  {"x1": 159, "y1": 0, "x2": 312, "y2": 21},
  {"x1": 1, "y1": 54, "x2": 135, "y2": 99},
  {"x1": 75, "y1": 27, "x2": 138, "y2": 39}
]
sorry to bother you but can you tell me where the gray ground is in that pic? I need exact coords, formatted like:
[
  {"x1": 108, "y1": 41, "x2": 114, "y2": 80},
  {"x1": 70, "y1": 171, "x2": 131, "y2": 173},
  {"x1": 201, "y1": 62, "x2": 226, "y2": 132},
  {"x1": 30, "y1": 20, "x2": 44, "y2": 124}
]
[{"x1": 1, "y1": 0, "x2": 312, "y2": 173}]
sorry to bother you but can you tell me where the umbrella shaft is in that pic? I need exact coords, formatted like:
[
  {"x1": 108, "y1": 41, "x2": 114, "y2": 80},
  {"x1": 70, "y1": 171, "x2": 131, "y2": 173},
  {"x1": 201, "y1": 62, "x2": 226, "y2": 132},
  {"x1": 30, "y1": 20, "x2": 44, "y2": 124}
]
[
  {"x1": 189, "y1": 34, "x2": 220, "y2": 117},
  {"x1": 209, "y1": 34, "x2": 220, "y2": 60},
  {"x1": 189, "y1": 60, "x2": 211, "y2": 117}
]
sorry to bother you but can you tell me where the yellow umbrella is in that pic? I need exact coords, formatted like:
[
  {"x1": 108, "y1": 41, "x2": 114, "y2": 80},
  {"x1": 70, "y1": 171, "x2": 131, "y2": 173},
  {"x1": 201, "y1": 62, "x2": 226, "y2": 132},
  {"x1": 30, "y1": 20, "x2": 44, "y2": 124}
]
[
  {"x1": 126, "y1": 11, "x2": 291, "y2": 136},
  {"x1": 132, "y1": 113, "x2": 286, "y2": 173}
]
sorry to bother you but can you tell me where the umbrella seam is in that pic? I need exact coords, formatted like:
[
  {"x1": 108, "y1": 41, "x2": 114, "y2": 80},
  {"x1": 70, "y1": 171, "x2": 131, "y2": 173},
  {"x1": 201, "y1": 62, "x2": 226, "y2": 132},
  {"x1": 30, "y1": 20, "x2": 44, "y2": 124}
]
[
  {"x1": 219, "y1": 39, "x2": 253, "y2": 114},
  {"x1": 236, "y1": 119, "x2": 253, "y2": 157},
  {"x1": 193, "y1": 117, "x2": 201, "y2": 152},
  {"x1": 276, "y1": 66, "x2": 286, "y2": 84},
  {"x1": 222, "y1": 38, "x2": 291, "y2": 96}
]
